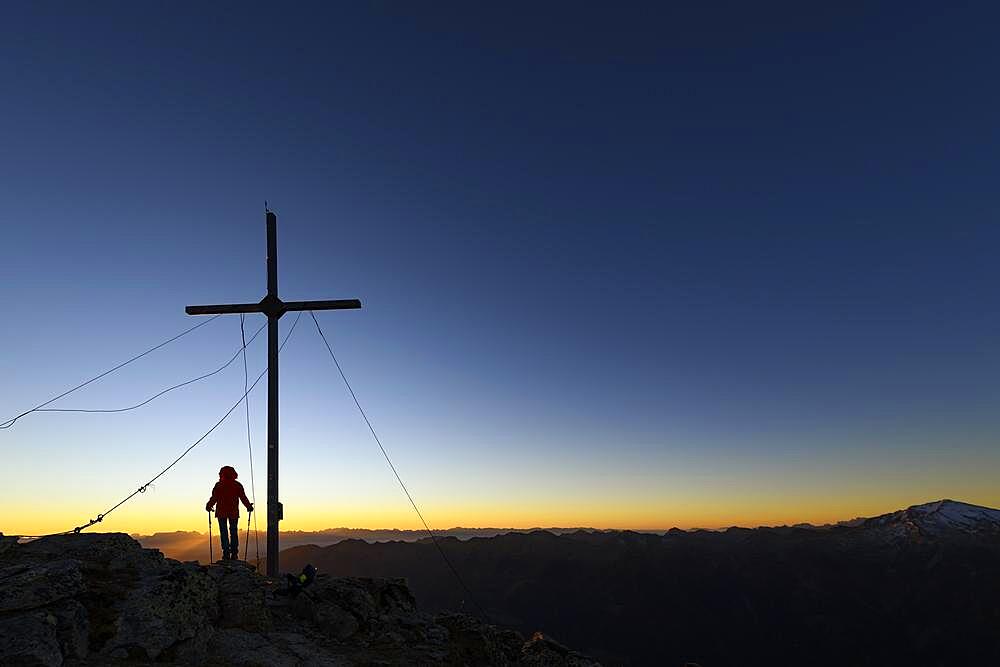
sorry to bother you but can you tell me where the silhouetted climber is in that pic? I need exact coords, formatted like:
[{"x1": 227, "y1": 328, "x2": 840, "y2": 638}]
[{"x1": 205, "y1": 465, "x2": 253, "y2": 561}]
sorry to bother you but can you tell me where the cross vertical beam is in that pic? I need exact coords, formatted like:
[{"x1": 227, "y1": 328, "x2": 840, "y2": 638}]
[
  {"x1": 265, "y1": 211, "x2": 281, "y2": 576},
  {"x1": 186, "y1": 209, "x2": 361, "y2": 576}
]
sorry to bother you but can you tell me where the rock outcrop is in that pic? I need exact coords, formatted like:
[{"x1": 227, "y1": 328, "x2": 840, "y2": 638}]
[{"x1": 0, "y1": 532, "x2": 598, "y2": 666}]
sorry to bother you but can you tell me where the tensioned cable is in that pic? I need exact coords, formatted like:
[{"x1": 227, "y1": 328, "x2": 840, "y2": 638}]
[
  {"x1": 1, "y1": 314, "x2": 223, "y2": 429},
  {"x1": 309, "y1": 311, "x2": 490, "y2": 621},
  {"x1": 32, "y1": 322, "x2": 266, "y2": 416},
  {"x1": 36, "y1": 312, "x2": 303, "y2": 538},
  {"x1": 240, "y1": 314, "x2": 261, "y2": 567}
]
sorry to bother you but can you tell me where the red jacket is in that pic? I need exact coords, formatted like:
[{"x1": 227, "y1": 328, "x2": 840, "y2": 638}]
[{"x1": 206, "y1": 466, "x2": 252, "y2": 519}]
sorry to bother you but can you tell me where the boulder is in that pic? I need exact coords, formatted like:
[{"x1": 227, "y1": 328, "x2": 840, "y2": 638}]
[
  {"x1": 161, "y1": 626, "x2": 215, "y2": 664},
  {"x1": 51, "y1": 599, "x2": 89, "y2": 659},
  {"x1": 320, "y1": 604, "x2": 361, "y2": 640},
  {"x1": 16, "y1": 533, "x2": 165, "y2": 575},
  {"x1": 209, "y1": 561, "x2": 269, "y2": 632},
  {"x1": 435, "y1": 612, "x2": 524, "y2": 665},
  {"x1": 521, "y1": 632, "x2": 602, "y2": 666},
  {"x1": 0, "y1": 611, "x2": 63, "y2": 666},
  {"x1": 0, "y1": 559, "x2": 84, "y2": 613},
  {"x1": 98, "y1": 560, "x2": 218, "y2": 661},
  {"x1": 0, "y1": 534, "x2": 18, "y2": 557},
  {"x1": 207, "y1": 628, "x2": 300, "y2": 667}
]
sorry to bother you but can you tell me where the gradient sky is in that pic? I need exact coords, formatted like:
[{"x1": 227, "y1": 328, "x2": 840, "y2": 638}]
[{"x1": 2, "y1": 3, "x2": 998, "y2": 536}]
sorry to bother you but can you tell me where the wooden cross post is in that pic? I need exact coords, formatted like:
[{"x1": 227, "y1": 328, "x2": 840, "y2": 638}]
[{"x1": 186, "y1": 210, "x2": 361, "y2": 576}]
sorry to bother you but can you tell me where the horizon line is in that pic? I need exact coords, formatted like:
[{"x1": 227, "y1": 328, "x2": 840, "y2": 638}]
[{"x1": 124, "y1": 497, "x2": 989, "y2": 538}]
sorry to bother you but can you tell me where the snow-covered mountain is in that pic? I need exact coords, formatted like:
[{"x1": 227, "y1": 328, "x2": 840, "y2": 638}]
[{"x1": 862, "y1": 499, "x2": 1000, "y2": 538}]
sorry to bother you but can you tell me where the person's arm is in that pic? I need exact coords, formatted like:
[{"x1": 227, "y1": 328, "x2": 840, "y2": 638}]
[
  {"x1": 206, "y1": 483, "x2": 219, "y2": 512},
  {"x1": 238, "y1": 482, "x2": 253, "y2": 512}
]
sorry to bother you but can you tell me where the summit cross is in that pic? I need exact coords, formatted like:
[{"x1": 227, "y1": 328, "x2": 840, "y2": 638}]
[{"x1": 186, "y1": 209, "x2": 361, "y2": 576}]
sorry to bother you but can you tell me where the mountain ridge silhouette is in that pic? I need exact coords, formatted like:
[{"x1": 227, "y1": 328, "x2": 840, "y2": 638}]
[{"x1": 263, "y1": 499, "x2": 1000, "y2": 665}]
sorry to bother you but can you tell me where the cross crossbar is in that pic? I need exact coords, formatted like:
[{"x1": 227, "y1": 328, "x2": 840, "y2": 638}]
[{"x1": 186, "y1": 298, "x2": 360, "y2": 317}]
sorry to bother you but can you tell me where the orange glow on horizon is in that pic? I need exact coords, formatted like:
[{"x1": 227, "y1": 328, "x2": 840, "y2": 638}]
[{"x1": 7, "y1": 490, "x2": 1000, "y2": 537}]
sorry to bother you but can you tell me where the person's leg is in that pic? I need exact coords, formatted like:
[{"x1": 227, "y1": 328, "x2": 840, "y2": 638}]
[
  {"x1": 228, "y1": 517, "x2": 239, "y2": 559},
  {"x1": 217, "y1": 517, "x2": 230, "y2": 559}
]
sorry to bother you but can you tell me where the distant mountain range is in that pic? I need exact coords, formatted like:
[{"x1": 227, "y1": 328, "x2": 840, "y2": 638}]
[
  {"x1": 135, "y1": 526, "x2": 598, "y2": 563},
  {"x1": 255, "y1": 500, "x2": 1000, "y2": 666}
]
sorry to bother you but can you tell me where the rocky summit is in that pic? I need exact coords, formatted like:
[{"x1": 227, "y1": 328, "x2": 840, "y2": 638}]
[{"x1": 0, "y1": 532, "x2": 598, "y2": 666}]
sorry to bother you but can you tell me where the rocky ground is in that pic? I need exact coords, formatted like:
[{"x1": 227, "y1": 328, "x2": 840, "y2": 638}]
[{"x1": 0, "y1": 532, "x2": 598, "y2": 666}]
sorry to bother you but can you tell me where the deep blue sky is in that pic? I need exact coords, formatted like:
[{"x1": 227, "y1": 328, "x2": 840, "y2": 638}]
[{"x1": 2, "y1": 2, "x2": 998, "y2": 533}]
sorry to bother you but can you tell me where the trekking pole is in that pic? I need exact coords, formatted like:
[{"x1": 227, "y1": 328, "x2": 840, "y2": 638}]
[
  {"x1": 244, "y1": 509, "x2": 251, "y2": 562},
  {"x1": 208, "y1": 510, "x2": 213, "y2": 564}
]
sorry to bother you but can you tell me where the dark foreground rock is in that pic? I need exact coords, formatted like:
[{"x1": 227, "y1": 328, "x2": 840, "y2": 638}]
[{"x1": 0, "y1": 532, "x2": 598, "y2": 666}]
